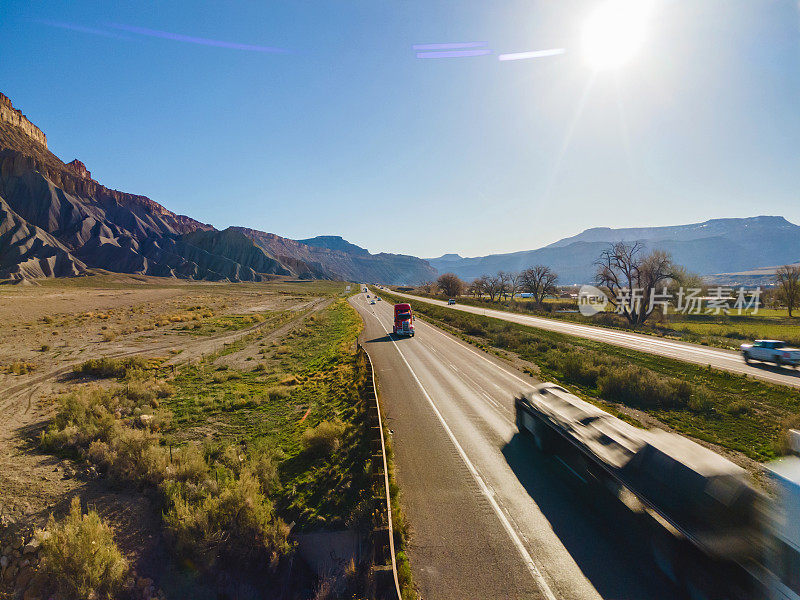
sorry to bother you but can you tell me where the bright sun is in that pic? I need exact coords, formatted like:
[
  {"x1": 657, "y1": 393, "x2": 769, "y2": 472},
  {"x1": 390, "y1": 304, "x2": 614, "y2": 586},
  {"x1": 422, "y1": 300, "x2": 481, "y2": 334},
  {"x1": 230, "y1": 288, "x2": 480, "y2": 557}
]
[{"x1": 581, "y1": 0, "x2": 652, "y2": 70}]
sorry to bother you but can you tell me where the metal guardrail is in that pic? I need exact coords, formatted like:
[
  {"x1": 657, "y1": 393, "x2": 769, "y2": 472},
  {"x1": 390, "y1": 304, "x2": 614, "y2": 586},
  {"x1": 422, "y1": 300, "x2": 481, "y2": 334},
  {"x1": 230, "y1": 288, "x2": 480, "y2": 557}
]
[{"x1": 358, "y1": 341, "x2": 403, "y2": 600}]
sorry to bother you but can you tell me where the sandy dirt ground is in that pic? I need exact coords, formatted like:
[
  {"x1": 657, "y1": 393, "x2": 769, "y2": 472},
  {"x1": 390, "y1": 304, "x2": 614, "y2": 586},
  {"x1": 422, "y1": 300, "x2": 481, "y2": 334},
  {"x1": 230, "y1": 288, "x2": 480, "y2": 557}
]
[{"x1": 0, "y1": 275, "x2": 336, "y2": 589}]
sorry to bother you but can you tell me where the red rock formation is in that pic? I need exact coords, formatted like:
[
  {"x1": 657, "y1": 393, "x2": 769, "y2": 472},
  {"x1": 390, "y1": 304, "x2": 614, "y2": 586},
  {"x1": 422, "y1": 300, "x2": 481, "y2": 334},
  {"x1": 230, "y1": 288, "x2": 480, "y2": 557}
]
[{"x1": 67, "y1": 159, "x2": 91, "y2": 179}]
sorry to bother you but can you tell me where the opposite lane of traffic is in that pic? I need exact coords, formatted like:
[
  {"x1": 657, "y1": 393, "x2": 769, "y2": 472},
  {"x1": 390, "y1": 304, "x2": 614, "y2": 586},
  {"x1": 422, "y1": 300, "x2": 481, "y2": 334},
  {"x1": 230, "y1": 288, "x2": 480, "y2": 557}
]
[{"x1": 387, "y1": 290, "x2": 800, "y2": 389}]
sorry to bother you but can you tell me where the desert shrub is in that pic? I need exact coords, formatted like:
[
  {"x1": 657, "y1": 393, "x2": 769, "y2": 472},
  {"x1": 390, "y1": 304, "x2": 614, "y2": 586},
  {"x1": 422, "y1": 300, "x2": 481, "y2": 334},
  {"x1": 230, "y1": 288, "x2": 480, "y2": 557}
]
[
  {"x1": 40, "y1": 344, "x2": 50, "y2": 352},
  {"x1": 168, "y1": 443, "x2": 209, "y2": 483},
  {"x1": 101, "y1": 427, "x2": 165, "y2": 484},
  {"x1": 218, "y1": 444, "x2": 245, "y2": 475},
  {"x1": 7, "y1": 360, "x2": 35, "y2": 375},
  {"x1": 122, "y1": 379, "x2": 174, "y2": 404},
  {"x1": 38, "y1": 497, "x2": 128, "y2": 600},
  {"x1": 302, "y1": 420, "x2": 346, "y2": 456},
  {"x1": 247, "y1": 446, "x2": 283, "y2": 495},
  {"x1": 598, "y1": 366, "x2": 692, "y2": 409},
  {"x1": 41, "y1": 387, "x2": 117, "y2": 450},
  {"x1": 101, "y1": 330, "x2": 117, "y2": 342},
  {"x1": 164, "y1": 471, "x2": 290, "y2": 572},
  {"x1": 41, "y1": 385, "x2": 181, "y2": 484},
  {"x1": 73, "y1": 356, "x2": 149, "y2": 379},
  {"x1": 557, "y1": 353, "x2": 603, "y2": 387}
]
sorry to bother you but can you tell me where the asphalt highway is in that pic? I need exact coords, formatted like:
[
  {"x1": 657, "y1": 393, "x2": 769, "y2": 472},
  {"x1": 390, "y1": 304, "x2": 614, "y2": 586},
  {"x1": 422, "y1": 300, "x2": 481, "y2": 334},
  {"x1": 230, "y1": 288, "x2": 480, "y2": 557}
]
[
  {"x1": 350, "y1": 292, "x2": 676, "y2": 600},
  {"x1": 387, "y1": 290, "x2": 800, "y2": 389}
]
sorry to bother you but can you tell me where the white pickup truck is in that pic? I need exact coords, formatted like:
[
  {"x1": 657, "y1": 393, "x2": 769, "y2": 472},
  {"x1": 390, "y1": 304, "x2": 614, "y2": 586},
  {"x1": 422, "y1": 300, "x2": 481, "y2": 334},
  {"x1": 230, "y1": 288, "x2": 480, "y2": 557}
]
[{"x1": 741, "y1": 339, "x2": 800, "y2": 367}]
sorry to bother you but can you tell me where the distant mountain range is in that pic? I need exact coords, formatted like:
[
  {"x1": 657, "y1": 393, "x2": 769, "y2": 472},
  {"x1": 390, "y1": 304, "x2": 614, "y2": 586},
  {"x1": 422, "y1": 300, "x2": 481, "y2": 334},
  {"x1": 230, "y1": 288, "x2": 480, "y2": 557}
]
[
  {"x1": 427, "y1": 216, "x2": 800, "y2": 284},
  {"x1": 0, "y1": 92, "x2": 435, "y2": 285},
  {"x1": 3, "y1": 92, "x2": 797, "y2": 287}
]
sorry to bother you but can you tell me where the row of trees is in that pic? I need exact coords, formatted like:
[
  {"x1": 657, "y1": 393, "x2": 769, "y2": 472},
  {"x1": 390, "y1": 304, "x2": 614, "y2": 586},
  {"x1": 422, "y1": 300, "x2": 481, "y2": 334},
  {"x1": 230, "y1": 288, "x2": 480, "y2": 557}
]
[
  {"x1": 427, "y1": 242, "x2": 689, "y2": 326},
  {"x1": 428, "y1": 266, "x2": 560, "y2": 305},
  {"x1": 425, "y1": 241, "x2": 800, "y2": 326}
]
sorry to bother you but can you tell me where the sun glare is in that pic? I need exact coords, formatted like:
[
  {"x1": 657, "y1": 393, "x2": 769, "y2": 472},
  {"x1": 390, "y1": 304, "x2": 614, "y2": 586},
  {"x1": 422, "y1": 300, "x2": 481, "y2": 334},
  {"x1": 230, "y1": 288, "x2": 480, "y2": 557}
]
[{"x1": 581, "y1": 0, "x2": 652, "y2": 70}]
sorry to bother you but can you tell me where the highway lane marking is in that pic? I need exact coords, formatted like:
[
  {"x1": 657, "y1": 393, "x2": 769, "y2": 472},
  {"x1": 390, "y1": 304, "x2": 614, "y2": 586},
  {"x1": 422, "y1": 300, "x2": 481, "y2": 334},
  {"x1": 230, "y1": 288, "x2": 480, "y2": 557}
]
[
  {"x1": 366, "y1": 297, "x2": 517, "y2": 423},
  {"x1": 355, "y1": 297, "x2": 559, "y2": 600},
  {"x1": 413, "y1": 317, "x2": 534, "y2": 389}
]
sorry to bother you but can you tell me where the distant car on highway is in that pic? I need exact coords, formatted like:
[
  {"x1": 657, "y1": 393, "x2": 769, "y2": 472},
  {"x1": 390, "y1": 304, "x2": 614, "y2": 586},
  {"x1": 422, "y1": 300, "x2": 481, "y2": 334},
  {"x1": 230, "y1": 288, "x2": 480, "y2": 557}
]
[
  {"x1": 376, "y1": 297, "x2": 381, "y2": 301},
  {"x1": 448, "y1": 298, "x2": 456, "y2": 305},
  {"x1": 741, "y1": 339, "x2": 800, "y2": 367},
  {"x1": 370, "y1": 300, "x2": 375, "y2": 305}
]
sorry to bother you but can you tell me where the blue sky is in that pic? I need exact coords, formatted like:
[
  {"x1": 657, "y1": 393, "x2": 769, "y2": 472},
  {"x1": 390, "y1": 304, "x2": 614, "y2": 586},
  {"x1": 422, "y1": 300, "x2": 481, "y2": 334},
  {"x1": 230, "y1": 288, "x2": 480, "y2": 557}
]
[{"x1": 1, "y1": 1, "x2": 799, "y2": 258}]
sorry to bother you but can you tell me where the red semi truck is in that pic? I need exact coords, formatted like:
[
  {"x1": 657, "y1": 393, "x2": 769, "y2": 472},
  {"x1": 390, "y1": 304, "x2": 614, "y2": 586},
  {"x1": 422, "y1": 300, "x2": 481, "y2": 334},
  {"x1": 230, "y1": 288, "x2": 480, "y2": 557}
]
[{"x1": 393, "y1": 303, "x2": 415, "y2": 337}]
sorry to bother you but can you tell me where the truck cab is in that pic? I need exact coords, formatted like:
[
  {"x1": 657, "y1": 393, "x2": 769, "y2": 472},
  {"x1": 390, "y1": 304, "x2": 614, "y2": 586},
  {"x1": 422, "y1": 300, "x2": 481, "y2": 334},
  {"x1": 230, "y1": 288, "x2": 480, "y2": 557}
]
[{"x1": 393, "y1": 303, "x2": 414, "y2": 337}]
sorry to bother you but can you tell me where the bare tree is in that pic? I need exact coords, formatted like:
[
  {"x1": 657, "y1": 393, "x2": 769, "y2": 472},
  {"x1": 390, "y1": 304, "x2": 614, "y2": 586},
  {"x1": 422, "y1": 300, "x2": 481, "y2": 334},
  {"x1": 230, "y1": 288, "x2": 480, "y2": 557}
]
[
  {"x1": 776, "y1": 265, "x2": 800, "y2": 318},
  {"x1": 497, "y1": 271, "x2": 510, "y2": 300},
  {"x1": 595, "y1": 241, "x2": 675, "y2": 326},
  {"x1": 468, "y1": 276, "x2": 486, "y2": 298},
  {"x1": 484, "y1": 274, "x2": 502, "y2": 302},
  {"x1": 520, "y1": 265, "x2": 559, "y2": 306},
  {"x1": 508, "y1": 272, "x2": 522, "y2": 301},
  {"x1": 420, "y1": 281, "x2": 435, "y2": 295},
  {"x1": 437, "y1": 273, "x2": 464, "y2": 298}
]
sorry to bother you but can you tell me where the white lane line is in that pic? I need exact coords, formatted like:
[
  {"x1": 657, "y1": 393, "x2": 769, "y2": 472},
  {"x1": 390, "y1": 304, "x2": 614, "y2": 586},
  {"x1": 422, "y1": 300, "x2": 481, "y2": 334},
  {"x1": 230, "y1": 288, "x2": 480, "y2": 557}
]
[
  {"x1": 357, "y1": 298, "x2": 558, "y2": 600},
  {"x1": 371, "y1": 299, "x2": 518, "y2": 422},
  {"x1": 414, "y1": 317, "x2": 534, "y2": 389}
]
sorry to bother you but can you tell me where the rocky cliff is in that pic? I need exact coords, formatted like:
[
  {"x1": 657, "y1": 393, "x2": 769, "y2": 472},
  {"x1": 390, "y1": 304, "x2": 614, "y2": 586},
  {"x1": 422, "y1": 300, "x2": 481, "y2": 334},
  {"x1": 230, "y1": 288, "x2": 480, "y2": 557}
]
[
  {"x1": 0, "y1": 93, "x2": 47, "y2": 148},
  {"x1": 0, "y1": 93, "x2": 298, "y2": 282},
  {"x1": 236, "y1": 227, "x2": 437, "y2": 285},
  {"x1": 0, "y1": 92, "x2": 435, "y2": 285}
]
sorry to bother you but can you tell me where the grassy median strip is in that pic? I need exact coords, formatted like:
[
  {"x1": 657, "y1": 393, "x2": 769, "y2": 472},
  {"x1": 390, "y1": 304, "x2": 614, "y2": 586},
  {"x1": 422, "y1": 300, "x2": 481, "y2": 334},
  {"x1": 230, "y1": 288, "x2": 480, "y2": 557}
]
[
  {"x1": 39, "y1": 298, "x2": 377, "y2": 594},
  {"x1": 380, "y1": 290, "x2": 800, "y2": 461}
]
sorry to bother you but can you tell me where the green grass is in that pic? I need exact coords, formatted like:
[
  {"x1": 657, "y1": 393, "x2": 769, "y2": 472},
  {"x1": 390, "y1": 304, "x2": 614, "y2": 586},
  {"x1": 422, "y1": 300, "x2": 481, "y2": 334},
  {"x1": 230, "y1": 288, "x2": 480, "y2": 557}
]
[
  {"x1": 40, "y1": 297, "x2": 378, "y2": 583},
  {"x1": 164, "y1": 299, "x2": 371, "y2": 528},
  {"x1": 380, "y1": 290, "x2": 800, "y2": 461}
]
